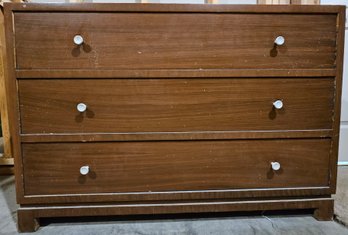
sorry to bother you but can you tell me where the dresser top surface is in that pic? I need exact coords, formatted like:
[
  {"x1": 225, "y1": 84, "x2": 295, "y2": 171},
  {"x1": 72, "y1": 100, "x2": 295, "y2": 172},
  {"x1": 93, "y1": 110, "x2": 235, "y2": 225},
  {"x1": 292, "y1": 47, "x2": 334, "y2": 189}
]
[{"x1": 4, "y1": 2, "x2": 345, "y2": 13}]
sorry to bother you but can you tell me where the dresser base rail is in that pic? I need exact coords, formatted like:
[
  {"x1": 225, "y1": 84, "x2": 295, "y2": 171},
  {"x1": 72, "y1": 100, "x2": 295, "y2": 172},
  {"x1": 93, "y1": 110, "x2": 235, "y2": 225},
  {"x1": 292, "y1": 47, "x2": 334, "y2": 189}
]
[{"x1": 17, "y1": 197, "x2": 333, "y2": 232}]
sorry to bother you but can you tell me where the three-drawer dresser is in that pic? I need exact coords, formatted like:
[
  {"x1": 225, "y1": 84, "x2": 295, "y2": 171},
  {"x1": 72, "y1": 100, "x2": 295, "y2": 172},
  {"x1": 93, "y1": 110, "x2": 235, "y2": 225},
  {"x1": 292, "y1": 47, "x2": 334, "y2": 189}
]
[{"x1": 3, "y1": 2, "x2": 345, "y2": 232}]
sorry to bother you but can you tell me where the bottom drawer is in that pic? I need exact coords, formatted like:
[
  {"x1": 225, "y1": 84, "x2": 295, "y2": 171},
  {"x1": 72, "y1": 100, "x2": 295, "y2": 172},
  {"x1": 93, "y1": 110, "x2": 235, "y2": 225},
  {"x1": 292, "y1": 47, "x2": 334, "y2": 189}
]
[{"x1": 23, "y1": 139, "x2": 331, "y2": 196}]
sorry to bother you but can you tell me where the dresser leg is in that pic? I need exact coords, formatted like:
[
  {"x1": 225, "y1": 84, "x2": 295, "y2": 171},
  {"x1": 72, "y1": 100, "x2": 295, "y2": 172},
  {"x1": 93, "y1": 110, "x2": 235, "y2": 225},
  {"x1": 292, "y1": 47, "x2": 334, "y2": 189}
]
[
  {"x1": 17, "y1": 209, "x2": 40, "y2": 232},
  {"x1": 313, "y1": 200, "x2": 334, "y2": 221}
]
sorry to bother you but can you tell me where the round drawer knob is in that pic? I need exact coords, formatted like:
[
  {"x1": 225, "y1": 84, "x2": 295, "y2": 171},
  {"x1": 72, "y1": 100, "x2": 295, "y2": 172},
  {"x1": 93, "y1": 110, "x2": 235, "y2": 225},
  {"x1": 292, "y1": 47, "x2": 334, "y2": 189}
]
[
  {"x1": 271, "y1": 162, "x2": 281, "y2": 171},
  {"x1": 77, "y1": 103, "x2": 87, "y2": 113},
  {"x1": 274, "y1": 36, "x2": 285, "y2": 46},
  {"x1": 273, "y1": 100, "x2": 283, "y2": 110},
  {"x1": 80, "y1": 166, "x2": 90, "y2": 175},
  {"x1": 73, "y1": 35, "x2": 84, "y2": 45}
]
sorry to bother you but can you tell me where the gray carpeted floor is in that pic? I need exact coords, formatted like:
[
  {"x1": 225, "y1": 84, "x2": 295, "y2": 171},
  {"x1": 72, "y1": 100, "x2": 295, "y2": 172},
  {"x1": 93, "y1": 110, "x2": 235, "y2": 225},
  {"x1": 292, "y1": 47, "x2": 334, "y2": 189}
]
[{"x1": 1, "y1": 174, "x2": 348, "y2": 235}]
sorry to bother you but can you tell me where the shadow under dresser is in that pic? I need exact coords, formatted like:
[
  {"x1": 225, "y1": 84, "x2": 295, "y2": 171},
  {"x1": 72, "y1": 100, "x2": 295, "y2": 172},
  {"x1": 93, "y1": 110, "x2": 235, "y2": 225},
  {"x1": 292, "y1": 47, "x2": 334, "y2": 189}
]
[{"x1": 2, "y1": 2, "x2": 345, "y2": 232}]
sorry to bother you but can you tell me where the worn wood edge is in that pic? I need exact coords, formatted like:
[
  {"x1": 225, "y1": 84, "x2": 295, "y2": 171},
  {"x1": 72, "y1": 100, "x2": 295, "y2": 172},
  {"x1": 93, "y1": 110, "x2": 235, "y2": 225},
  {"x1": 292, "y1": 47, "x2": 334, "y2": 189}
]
[
  {"x1": 313, "y1": 199, "x2": 334, "y2": 221},
  {"x1": 19, "y1": 130, "x2": 333, "y2": 143},
  {"x1": 4, "y1": 2, "x2": 345, "y2": 13},
  {"x1": 15, "y1": 69, "x2": 337, "y2": 78},
  {"x1": 19, "y1": 187, "x2": 331, "y2": 204},
  {"x1": 328, "y1": 6, "x2": 346, "y2": 195},
  {"x1": 17, "y1": 209, "x2": 39, "y2": 233}
]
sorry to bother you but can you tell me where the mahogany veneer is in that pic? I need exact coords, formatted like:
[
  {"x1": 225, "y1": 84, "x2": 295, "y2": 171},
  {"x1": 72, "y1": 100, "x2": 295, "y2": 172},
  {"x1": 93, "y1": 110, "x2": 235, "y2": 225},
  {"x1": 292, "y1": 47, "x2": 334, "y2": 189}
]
[
  {"x1": 22, "y1": 139, "x2": 331, "y2": 195},
  {"x1": 19, "y1": 78, "x2": 334, "y2": 133},
  {"x1": 3, "y1": 3, "x2": 345, "y2": 232},
  {"x1": 15, "y1": 13, "x2": 336, "y2": 70}
]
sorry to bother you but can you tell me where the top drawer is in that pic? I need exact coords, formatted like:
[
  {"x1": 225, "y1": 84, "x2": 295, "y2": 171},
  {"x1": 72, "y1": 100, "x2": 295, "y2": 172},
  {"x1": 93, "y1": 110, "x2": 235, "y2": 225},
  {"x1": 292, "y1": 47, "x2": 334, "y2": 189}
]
[{"x1": 14, "y1": 13, "x2": 337, "y2": 70}]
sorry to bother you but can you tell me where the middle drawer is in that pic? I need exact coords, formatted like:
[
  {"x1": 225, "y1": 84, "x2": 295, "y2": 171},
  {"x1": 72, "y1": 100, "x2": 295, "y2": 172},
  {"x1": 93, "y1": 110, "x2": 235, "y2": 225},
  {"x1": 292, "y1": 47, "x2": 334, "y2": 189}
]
[{"x1": 19, "y1": 78, "x2": 334, "y2": 134}]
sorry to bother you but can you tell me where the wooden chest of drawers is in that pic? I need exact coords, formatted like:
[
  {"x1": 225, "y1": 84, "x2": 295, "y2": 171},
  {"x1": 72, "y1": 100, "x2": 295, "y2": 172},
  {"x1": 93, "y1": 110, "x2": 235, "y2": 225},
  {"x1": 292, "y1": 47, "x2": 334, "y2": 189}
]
[{"x1": 3, "y1": 3, "x2": 345, "y2": 232}]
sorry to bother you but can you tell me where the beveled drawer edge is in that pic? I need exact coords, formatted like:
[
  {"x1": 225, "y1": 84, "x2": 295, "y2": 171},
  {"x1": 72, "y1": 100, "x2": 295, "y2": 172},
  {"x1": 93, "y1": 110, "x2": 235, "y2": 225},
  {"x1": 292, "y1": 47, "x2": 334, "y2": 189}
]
[
  {"x1": 20, "y1": 129, "x2": 333, "y2": 143},
  {"x1": 15, "y1": 69, "x2": 337, "y2": 79}
]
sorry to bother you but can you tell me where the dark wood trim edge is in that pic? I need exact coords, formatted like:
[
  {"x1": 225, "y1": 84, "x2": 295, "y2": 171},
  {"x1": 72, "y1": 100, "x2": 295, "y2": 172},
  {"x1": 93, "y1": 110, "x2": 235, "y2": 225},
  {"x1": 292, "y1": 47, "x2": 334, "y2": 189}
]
[{"x1": 17, "y1": 198, "x2": 333, "y2": 232}]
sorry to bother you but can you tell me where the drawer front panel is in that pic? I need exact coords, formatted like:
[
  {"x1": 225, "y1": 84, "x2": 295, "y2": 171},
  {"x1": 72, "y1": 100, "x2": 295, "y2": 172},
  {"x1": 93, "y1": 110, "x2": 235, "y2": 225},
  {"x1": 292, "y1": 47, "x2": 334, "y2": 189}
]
[
  {"x1": 19, "y1": 78, "x2": 334, "y2": 134},
  {"x1": 23, "y1": 139, "x2": 331, "y2": 196},
  {"x1": 14, "y1": 13, "x2": 336, "y2": 70}
]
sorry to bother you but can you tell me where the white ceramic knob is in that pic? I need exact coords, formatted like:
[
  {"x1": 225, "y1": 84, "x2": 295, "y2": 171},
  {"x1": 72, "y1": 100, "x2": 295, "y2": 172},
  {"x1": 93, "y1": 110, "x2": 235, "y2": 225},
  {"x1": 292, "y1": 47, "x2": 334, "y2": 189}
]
[
  {"x1": 80, "y1": 166, "x2": 89, "y2": 175},
  {"x1": 273, "y1": 100, "x2": 283, "y2": 110},
  {"x1": 271, "y1": 162, "x2": 281, "y2": 171},
  {"x1": 77, "y1": 103, "x2": 87, "y2": 113},
  {"x1": 274, "y1": 36, "x2": 285, "y2": 46},
  {"x1": 73, "y1": 35, "x2": 84, "y2": 45}
]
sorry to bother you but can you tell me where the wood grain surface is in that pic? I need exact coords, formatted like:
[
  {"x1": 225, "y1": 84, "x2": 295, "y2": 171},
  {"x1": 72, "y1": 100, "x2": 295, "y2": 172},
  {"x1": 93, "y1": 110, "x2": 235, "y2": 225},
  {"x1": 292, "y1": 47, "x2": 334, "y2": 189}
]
[
  {"x1": 3, "y1": 3, "x2": 345, "y2": 230},
  {"x1": 5, "y1": 3, "x2": 345, "y2": 13},
  {"x1": 18, "y1": 78, "x2": 334, "y2": 134},
  {"x1": 23, "y1": 139, "x2": 331, "y2": 196},
  {"x1": 15, "y1": 68, "x2": 337, "y2": 79},
  {"x1": 14, "y1": 13, "x2": 336, "y2": 70}
]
